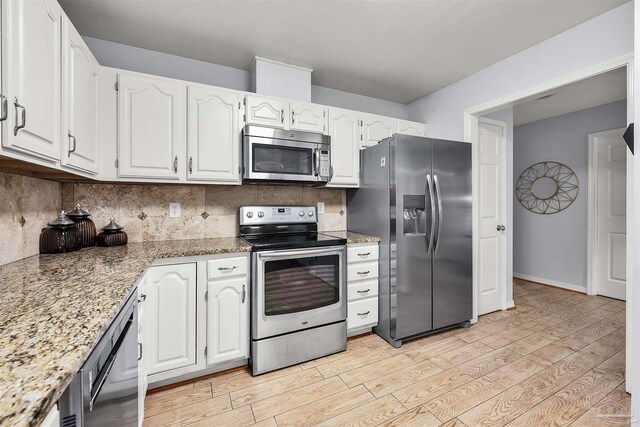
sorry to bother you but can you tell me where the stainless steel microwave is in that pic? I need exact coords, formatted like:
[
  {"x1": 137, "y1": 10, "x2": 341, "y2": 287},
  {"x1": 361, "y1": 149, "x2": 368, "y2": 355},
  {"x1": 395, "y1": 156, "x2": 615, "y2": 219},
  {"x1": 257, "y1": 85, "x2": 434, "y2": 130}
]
[{"x1": 242, "y1": 125, "x2": 332, "y2": 185}]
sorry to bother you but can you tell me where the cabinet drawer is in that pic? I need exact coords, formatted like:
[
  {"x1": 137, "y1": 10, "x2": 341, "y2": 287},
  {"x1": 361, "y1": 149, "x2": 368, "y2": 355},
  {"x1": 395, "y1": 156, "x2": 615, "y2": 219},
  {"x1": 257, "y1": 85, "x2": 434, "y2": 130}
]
[
  {"x1": 347, "y1": 280, "x2": 379, "y2": 302},
  {"x1": 207, "y1": 257, "x2": 248, "y2": 280},
  {"x1": 348, "y1": 298, "x2": 378, "y2": 331},
  {"x1": 347, "y1": 245, "x2": 379, "y2": 263},
  {"x1": 347, "y1": 262, "x2": 378, "y2": 282}
]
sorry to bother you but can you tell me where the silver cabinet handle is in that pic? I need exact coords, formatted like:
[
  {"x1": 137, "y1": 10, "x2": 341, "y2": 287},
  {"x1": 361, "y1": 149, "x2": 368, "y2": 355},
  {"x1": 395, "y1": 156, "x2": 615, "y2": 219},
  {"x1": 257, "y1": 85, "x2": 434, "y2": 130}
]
[
  {"x1": 13, "y1": 98, "x2": 25, "y2": 136},
  {"x1": 357, "y1": 289, "x2": 370, "y2": 294},
  {"x1": 357, "y1": 311, "x2": 370, "y2": 316},
  {"x1": 292, "y1": 110, "x2": 295, "y2": 125},
  {"x1": 138, "y1": 293, "x2": 146, "y2": 303},
  {"x1": 433, "y1": 175, "x2": 443, "y2": 254},
  {"x1": 0, "y1": 94, "x2": 7, "y2": 121},
  {"x1": 189, "y1": 157, "x2": 193, "y2": 174},
  {"x1": 426, "y1": 175, "x2": 436, "y2": 254},
  {"x1": 241, "y1": 285, "x2": 246, "y2": 303},
  {"x1": 67, "y1": 131, "x2": 77, "y2": 157},
  {"x1": 218, "y1": 266, "x2": 238, "y2": 271},
  {"x1": 138, "y1": 343, "x2": 142, "y2": 361},
  {"x1": 497, "y1": 224, "x2": 506, "y2": 231},
  {"x1": 173, "y1": 156, "x2": 178, "y2": 174},
  {"x1": 281, "y1": 108, "x2": 284, "y2": 124},
  {"x1": 357, "y1": 252, "x2": 370, "y2": 257},
  {"x1": 357, "y1": 271, "x2": 370, "y2": 275}
]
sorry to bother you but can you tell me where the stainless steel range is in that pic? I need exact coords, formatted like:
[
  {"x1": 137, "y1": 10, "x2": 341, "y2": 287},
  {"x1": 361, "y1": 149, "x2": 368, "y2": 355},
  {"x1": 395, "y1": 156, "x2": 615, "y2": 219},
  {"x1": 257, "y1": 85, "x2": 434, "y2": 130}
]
[{"x1": 240, "y1": 205, "x2": 347, "y2": 375}]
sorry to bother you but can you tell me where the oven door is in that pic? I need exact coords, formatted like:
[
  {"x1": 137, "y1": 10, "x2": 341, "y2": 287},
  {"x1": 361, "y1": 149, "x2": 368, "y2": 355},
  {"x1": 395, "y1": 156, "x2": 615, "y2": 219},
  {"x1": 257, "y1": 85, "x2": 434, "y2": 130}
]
[
  {"x1": 252, "y1": 246, "x2": 346, "y2": 340},
  {"x1": 244, "y1": 137, "x2": 329, "y2": 183}
]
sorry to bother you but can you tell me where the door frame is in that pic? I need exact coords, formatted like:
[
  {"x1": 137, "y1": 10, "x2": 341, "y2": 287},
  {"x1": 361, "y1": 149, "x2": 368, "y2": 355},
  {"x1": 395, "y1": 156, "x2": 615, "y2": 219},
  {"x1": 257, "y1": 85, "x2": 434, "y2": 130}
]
[
  {"x1": 464, "y1": 53, "x2": 634, "y2": 395},
  {"x1": 477, "y1": 116, "x2": 510, "y2": 314},
  {"x1": 587, "y1": 127, "x2": 627, "y2": 297}
]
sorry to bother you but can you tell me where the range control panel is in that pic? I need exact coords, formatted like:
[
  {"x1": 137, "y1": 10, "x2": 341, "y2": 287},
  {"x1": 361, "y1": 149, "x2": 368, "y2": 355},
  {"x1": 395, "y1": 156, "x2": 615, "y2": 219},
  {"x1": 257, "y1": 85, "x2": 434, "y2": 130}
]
[{"x1": 240, "y1": 206, "x2": 317, "y2": 225}]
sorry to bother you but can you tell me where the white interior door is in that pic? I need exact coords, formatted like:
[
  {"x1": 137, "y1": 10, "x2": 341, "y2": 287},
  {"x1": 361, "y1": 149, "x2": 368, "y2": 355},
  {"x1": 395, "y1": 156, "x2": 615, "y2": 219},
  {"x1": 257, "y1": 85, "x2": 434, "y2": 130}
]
[
  {"x1": 478, "y1": 118, "x2": 507, "y2": 315},
  {"x1": 591, "y1": 128, "x2": 627, "y2": 300}
]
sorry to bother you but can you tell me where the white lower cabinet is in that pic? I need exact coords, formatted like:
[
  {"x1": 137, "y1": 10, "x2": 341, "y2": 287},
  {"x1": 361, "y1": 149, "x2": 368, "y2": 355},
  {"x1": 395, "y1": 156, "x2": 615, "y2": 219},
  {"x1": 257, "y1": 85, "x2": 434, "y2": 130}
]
[
  {"x1": 140, "y1": 253, "x2": 250, "y2": 388},
  {"x1": 346, "y1": 243, "x2": 380, "y2": 335},
  {"x1": 137, "y1": 277, "x2": 148, "y2": 426},
  {"x1": 206, "y1": 256, "x2": 249, "y2": 365},
  {"x1": 144, "y1": 263, "x2": 197, "y2": 377}
]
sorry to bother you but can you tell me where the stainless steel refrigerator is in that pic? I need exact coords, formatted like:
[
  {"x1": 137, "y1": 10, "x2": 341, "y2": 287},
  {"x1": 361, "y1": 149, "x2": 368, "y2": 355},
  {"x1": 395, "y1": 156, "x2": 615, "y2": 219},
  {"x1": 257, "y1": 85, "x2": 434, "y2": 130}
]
[{"x1": 347, "y1": 134, "x2": 472, "y2": 348}]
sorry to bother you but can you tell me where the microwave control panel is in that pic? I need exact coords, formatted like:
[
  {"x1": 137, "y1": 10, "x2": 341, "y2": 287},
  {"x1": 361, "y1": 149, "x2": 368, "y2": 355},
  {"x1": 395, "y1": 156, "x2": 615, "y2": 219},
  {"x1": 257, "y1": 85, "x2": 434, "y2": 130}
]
[{"x1": 319, "y1": 150, "x2": 330, "y2": 177}]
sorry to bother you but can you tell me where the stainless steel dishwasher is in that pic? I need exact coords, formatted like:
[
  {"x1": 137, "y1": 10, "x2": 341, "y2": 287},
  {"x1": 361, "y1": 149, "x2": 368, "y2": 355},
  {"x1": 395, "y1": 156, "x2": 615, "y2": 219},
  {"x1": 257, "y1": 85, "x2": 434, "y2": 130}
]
[{"x1": 59, "y1": 290, "x2": 138, "y2": 426}]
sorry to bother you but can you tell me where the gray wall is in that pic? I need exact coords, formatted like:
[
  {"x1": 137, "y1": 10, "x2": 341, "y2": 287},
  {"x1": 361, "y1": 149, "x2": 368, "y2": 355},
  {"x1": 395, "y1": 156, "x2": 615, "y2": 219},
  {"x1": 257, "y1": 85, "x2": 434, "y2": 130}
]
[
  {"x1": 513, "y1": 100, "x2": 627, "y2": 289},
  {"x1": 84, "y1": 37, "x2": 408, "y2": 119}
]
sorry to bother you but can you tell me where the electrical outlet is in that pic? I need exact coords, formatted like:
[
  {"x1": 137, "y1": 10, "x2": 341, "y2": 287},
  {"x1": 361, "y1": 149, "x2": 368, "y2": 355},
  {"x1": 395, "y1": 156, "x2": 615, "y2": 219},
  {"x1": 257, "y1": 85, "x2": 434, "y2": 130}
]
[
  {"x1": 317, "y1": 202, "x2": 325, "y2": 215},
  {"x1": 169, "y1": 203, "x2": 181, "y2": 218}
]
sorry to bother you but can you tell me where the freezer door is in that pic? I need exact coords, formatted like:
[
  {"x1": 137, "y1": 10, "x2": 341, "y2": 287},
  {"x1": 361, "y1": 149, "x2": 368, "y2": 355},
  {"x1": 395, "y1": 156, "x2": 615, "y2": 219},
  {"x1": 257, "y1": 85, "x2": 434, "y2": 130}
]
[
  {"x1": 391, "y1": 136, "x2": 434, "y2": 339},
  {"x1": 432, "y1": 139, "x2": 472, "y2": 329}
]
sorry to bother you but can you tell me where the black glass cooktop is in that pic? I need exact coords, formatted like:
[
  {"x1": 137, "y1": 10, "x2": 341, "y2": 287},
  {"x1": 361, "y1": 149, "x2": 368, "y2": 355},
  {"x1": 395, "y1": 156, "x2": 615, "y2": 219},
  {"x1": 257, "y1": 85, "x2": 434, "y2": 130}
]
[{"x1": 241, "y1": 232, "x2": 346, "y2": 251}]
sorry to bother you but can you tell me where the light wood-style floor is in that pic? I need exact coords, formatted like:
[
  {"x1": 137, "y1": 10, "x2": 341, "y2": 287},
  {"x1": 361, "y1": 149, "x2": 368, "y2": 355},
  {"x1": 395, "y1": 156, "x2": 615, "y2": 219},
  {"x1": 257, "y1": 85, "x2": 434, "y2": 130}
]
[{"x1": 144, "y1": 279, "x2": 630, "y2": 426}]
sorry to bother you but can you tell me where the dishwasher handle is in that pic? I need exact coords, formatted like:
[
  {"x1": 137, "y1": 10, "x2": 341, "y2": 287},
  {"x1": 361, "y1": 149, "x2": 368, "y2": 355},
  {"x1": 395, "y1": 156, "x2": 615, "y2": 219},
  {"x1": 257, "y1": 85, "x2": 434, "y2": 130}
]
[{"x1": 89, "y1": 314, "x2": 134, "y2": 411}]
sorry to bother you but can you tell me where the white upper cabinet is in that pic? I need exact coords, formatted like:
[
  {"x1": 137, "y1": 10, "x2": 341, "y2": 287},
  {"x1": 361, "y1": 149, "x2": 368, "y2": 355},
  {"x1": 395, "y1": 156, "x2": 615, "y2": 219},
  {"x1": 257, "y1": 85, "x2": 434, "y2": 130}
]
[
  {"x1": 187, "y1": 86, "x2": 242, "y2": 183},
  {"x1": 117, "y1": 73, "x2": 185, "y2": 180},
  {"x1": 145, "y1": 263, "x2": 197, "y2": 376},
  {"x1": 245, "y1": 94, "x2": 288, "y2": 129},
  {"x1": 3, "y1": 0, "x2": 62, "y2": 162},
  {"x1": 290, "y1": 101, "x2": 328, "y2": 134},
  {"x1": 61, "y1": 18, "x2": 99, "y2": 175},
  {"x1": 327, "y1": 108, "x2": 360, "y2": 187},
  {"x1": 396, "y1": 119, "x2": 427, "y2": 137},
  {"x1": 361, "y1": 114, "x2": 395, "y2": 148}
]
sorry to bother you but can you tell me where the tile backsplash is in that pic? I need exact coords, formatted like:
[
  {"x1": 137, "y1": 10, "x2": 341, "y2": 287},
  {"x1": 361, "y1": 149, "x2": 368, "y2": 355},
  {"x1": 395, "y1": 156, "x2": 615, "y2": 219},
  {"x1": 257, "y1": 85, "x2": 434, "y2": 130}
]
[
  {"x1": 0, "y1": 172, "x2": 62, "y2": 266},
  {"x1": 1, "y1": 173, "x2": 347, "y2": 266},
  {"x1": 62, "y1": 183, "x2": 346, "y2": 243}
]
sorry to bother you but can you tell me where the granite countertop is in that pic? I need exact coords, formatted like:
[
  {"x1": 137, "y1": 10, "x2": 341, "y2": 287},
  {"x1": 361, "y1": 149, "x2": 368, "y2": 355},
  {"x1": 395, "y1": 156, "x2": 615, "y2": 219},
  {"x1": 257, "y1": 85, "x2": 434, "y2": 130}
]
[
  {"x1": 0, "y1": 237, "x2": 250, "y2": 427},
  {"x1": 329, "y1": 230, "x2": 381, "y2": 244}
]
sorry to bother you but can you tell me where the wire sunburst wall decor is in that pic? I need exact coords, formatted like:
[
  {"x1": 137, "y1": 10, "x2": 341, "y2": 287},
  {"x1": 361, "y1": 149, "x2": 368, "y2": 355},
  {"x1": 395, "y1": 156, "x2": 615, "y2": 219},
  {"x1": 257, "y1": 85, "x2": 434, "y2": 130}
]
[{"x1": 516, "y1": 161, "x2": 579, "y2": 215}]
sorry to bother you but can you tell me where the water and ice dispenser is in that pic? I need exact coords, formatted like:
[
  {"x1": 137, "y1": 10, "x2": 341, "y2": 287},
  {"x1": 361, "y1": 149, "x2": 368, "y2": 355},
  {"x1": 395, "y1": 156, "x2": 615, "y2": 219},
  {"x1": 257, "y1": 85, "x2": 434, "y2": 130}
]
[{"x1": 402, "y1": 195, "x2": 427, "y2": 235}]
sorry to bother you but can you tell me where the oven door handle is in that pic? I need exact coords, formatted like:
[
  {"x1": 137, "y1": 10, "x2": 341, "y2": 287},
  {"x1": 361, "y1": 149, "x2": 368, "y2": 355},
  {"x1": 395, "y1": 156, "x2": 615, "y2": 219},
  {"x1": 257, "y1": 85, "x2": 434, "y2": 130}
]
[{"x1": 257, "y1": 247, "x2": 344, "y2": 260}]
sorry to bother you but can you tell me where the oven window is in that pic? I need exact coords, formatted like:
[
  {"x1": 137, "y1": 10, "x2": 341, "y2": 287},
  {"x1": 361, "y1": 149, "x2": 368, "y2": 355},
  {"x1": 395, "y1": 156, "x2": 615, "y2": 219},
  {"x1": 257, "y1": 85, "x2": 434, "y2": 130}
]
[
  {"x1": 252, "y1": 143, "x2": 313, "y2": 175},
  {"x1": 264, "y1": 254, "x2": 340, "y2": 316}
]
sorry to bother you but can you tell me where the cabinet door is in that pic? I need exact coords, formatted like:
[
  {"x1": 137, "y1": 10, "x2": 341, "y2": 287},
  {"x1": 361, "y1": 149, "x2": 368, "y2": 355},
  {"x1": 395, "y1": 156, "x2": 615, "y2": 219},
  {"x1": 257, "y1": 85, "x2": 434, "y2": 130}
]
[
  {"x1": 145, "y1": 263, "x2": 197, "y2": 375},
  {"x1": 290, "y1": 101, "x2": 328, "y2": 134},
  {"x1": 3, "y1": 0, "x2": 62, "y2": 162},
  {"x1": 396, "y1": 119, "x2": 427, "y2": 137},
  {"x1": 187, "y1": 86, "x2": 241, "y2": 183},
  {"x1": 61, "y1": 19, "x2": 99, "y2": 174},
  {"x1": 207, "y1": 277, "x2": 249, "y2": 365},
  {"x1": 327, "y1": 108, "x2": 359, "y2": 187},
  {"x1": 138, "y1": 277, "x2": 148, "y2": 425},
  {"x1": 361, "y1": 114, "x2": 395, "y2": 149},
  {"x1": 117, "y1": 73, "x2": 184, "y2": 179},
  {"x1": 245, "y1": 94, "x2": 288, "y2": 129}
]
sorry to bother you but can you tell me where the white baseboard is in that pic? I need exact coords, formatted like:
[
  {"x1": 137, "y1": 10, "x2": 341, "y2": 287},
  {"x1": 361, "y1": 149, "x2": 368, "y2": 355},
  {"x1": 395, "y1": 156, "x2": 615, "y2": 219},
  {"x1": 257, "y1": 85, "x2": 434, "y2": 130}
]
[
  {"x1": 513, "y1": 273, "x2": 587, "y2": 294},
  {"x1": 505, "y1": 300, "x2": 515, "y2": 309}
]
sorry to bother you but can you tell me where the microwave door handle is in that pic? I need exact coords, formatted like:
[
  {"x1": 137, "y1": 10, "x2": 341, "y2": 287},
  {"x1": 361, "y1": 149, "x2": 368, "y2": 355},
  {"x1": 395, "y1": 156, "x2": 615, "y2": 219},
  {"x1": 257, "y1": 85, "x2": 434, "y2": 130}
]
[{"x1": 313, "y1": 148, "x2": 320, "y2": 176}]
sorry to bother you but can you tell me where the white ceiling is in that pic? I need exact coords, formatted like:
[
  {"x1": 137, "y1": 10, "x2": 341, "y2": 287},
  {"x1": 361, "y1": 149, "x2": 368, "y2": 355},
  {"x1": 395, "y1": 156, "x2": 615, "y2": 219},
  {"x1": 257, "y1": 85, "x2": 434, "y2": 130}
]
[
  {"x1": 58, "y1": 0, "x2": 628, "y2": 104},
  {"x1": 513, "y1": 67, "x2": 627, "y2": 126}
]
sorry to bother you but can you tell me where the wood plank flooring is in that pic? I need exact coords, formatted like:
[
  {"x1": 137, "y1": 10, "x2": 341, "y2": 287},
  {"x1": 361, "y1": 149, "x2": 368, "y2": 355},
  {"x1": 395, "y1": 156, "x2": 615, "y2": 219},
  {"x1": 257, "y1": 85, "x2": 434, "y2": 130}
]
[{"x1": 144, "y1": 279, "x2": 630, "y2": 426}]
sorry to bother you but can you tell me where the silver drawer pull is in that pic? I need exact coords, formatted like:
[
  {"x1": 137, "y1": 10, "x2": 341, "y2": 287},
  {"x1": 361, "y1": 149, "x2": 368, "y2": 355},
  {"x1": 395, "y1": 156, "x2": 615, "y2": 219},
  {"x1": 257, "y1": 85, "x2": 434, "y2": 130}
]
[
  {"x1": 138, "y1": 293, "x2": 146, "y2": 303},
  {"x1": 357, "y1": 271, "x2": 370, "y2": 275},
  {"x1": 357, "y1": 252, "x2": 370, "y2": 257},
  {"x1": 357, "y1": 289, "x2": 370, "y2": 294},
  {"x1": 357, "y1": 311, "x2": 370, "y2": 316},
  {"x1": 218, "y1": 266, "x2": 238, "y2": 271}
]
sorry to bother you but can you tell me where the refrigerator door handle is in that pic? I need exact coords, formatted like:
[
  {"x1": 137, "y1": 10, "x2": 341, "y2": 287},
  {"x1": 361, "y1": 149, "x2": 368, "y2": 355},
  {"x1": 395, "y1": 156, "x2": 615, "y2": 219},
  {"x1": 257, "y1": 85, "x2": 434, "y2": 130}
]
[
  {"x1": 433, "y1": 174, "x2": 444, "y2": 254},
  {"x1": 426, "y1": 174, "x2": 436, "y2": 254}
]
